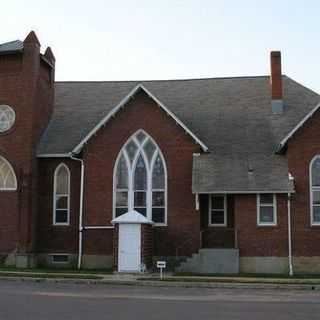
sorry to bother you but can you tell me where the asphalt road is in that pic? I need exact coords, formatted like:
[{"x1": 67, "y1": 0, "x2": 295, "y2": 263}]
[{"x1": 0, "y1": 280, "x2": 320, "y2": 320}]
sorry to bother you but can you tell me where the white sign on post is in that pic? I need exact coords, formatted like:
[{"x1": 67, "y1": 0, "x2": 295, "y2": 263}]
[{"x1": 157, "y1": 261, "x2": 166, "y2": 280}]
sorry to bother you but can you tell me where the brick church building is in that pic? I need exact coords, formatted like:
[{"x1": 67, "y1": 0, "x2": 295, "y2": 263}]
[{"x1": 0, "y1": 31, "x2": 320, "y2": 274}]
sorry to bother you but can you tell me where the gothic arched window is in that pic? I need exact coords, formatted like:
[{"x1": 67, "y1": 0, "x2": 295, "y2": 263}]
[
  {"x1": 310, "y1": 156, "x2": 320, "y2": 225},
  {"x1": 0, "y1": 156, "x2": 17, "y2": 190},
  {"x1": 114, "y1": 130, "x2": 167, "y2": 225},
  {"x1": 53, "y1": 163, "x2": 70, "y2": 225}
]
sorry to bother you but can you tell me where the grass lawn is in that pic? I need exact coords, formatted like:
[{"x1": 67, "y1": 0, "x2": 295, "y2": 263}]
[
  {"x1": 0, "y1": 266, "x2": 112, "y2": 275},
  {"x1": 0, "y1": 266, "x2": 112, "y2": 279},
  {"x1": 0, "y1": 272, "x2": 103, "y2": 280},
  {"x1": 174, "y1": 272, "x2": 320, "y2": 279},
  {"x1": 138, "y1": 273, "x2": 320, "y2": 285}
]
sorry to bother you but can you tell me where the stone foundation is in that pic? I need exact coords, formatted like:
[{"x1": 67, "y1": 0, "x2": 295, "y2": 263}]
[
  {"x1": 82, "y1": 255, "x2": 113, "y2": 269},
  {"x1": 293, "y1": 257, "x2": 320, "y2": 274},
  {"x1": 37, "y1": 254, "x2": 113, "y2": 269},
  {"x1": 240, "y1": 257, "x2": 288, "y2": 274},
  {"x1": 15, "y1": 254, "x2": 37, "y2": 268},
  {"x1": 0, "y1": 253, "x2": 16, "y2": 266},
  {"x1": 37, "y1": 254, "x2": 77, "y2": 268}
]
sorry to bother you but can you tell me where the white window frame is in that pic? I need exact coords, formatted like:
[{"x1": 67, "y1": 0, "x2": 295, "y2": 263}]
[
  {"x1": 257, "y1": 194, "x2": 277, "y2": 226},
  {"x1": 309, "y1": 155, "x2": 320, "y2": 226},
  {"x1": 113, "y1": 129, "x2": 167, "y2": 226},
  {"x1": 0, "y1": 155, "x2": 17, "y2": 191},
  {"x1": 209, "y1": 194, "x2": 227, "y2": 227},
  {"x1": 53, "y1": 163, "x2": 71, "y2": 226}
]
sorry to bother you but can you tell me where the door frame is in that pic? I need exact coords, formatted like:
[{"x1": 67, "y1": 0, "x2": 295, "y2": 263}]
[{"x1": 118, "y1": 223, "x2": 141, "y2": 272}]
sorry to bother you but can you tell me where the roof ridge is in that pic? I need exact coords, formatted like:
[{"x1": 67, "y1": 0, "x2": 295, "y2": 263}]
[
  {"x1": 284, "y1": 75, "x2": 320, "y2": 97},
  {"x1": 54, "y1": 75, "x2": 270, "y2": 84},
  {"x1": 0, "y1": 39, "x2": 22, "y2": 46}
]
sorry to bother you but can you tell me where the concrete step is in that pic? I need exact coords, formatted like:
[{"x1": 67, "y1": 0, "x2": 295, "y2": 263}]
[{"x1": 176, "y1": 248, "x2": 239, "y2": 274}]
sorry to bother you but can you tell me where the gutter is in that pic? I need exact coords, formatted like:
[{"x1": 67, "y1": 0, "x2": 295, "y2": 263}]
[
  {"x1": 287, "y1": 192, "x2": 294, "y2": 276},
  {"x1": 70, "y1": 154, "x2": 84, "y2": 270}
]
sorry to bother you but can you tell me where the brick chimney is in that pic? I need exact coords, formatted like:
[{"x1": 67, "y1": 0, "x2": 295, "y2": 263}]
[{"x1": 270, "y1": 51, "x2": 284, "y2": 113}]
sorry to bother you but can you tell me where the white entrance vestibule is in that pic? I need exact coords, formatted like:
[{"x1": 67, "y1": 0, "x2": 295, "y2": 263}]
[{"x1": 112, "y1": 210, "x2": 153, "y2": 272}]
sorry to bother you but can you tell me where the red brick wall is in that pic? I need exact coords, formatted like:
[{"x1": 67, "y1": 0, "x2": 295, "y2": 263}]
[
  {"x1": 141, "y1": 224, "x2": 153, "y2": 269},
  {"x1": 83, "y1": 229, "x2": 113, "y2": 256},
  {"x1": 37, "y1": 158, "x2": 80, "y2": 253},
  {"x1": 83, "y1": 91, "x2": 201, "y2": 257},
  {"x1": 0, "y1": 36, "x2": 55, "y2": 255},
  {"x1": 200, "y1": 194, "x2": 235, "y2": 248},
  {"x1": 0, "y1": 54, "x2": 23, "y2": 254},
  {"x1": 287, "y1": 109, "x2": 320, "y2": 256},
  {"x1": 0, "y1": 184, "x2": 19, "y2": 252},
  {"x1": 234, "y1": 193, "x2": 288, "y2": 257}
]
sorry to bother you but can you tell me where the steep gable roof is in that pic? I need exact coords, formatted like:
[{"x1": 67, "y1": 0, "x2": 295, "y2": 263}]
[
  {"x1": 276, "y1": 102, "x2": 320, "y2": 152},
  {"x1": 0, "y1": 40, "x2": 23, "y2": 55},
  {"x1": 37, "y1": 76, "x2": 319, "y2": 192},
  {"x1": 71, "y1": 84, "x2": 208, "y2": 154}
]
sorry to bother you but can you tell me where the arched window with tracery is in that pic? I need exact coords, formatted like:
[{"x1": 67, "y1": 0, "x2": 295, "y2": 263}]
[
  {"x1": 0, "y1": 156, "x2": 17, "y2": 191},
  {"x1": 114, "y1": 130, "x2": 167, "y2": 225}
]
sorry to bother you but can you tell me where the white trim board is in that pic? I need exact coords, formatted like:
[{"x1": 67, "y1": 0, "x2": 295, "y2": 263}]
[
  {"x1": 194, "y1": 190, "x2": 294, "y2": 194},
  {"x1": 37, "y1": 153, "x2": 71, "y2": 158},
  {"x1": 72, "y1": 84, "x2": 209, "y2": 154},
  {"x1": 277, "y1": 101, "x2": 320, "y2": 152}
]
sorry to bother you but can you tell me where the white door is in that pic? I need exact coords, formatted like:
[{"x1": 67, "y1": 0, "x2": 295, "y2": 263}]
[{"x1": 118, "y1": 224, "x2": 141, "y2": 272}]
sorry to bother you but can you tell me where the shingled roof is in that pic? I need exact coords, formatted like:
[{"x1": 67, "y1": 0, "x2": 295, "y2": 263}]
[
  {"x1": 37, "y1": 76, "x2": 320, "y2": 193},
  {"x1": 0, "y1": 40, "x2": 23, "y2": 55}
]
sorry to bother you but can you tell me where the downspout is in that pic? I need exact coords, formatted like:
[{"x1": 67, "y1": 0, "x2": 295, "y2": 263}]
[
  {"x1": 70, "y1": 154, "x2": 84, "y2": 270},
  {"x1": 287, "y1": 192, "x2": 293, "y2": 276}
]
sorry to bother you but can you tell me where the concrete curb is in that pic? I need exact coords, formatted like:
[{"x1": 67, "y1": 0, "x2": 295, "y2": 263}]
[{"x1": 0, "y1": 276, "x2": 319, "y2": 291}]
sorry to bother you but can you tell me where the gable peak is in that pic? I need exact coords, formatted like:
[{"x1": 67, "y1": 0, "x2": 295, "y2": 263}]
[{"x1": 24, "y1": 31, "x2": 40, "y2": 46}]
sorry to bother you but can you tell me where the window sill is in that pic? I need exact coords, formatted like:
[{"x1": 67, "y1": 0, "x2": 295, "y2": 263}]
[
  {"x1": 310, "y1": 223, "x2": 320, "y2": 227},
  {"x1": 257, "y1": 223, "x2": 278, "y2": 227},
  {"x1": 208, "y1": 224, "x2": 227, "y2": 227},
  {"x1": 153, "y1": 223, "x2": 167, "y2": 227}
]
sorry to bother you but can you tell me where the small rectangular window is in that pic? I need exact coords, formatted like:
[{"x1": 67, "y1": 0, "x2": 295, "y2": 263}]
[
  {"x1": 312, "y1": 191, "x2": 320, "y2": 224},
  {"x1": 55, "y1": 210, "x2": 69, "y2": 224},
  {"x1": 209, "y1": 195, "x2": 227, "y2": 226},
  {"x1": 51, "y1": 254, "x2": 69, "y2": 264},
  {"x1": 152, "y1": 191, "x2": 165, "y2": 224},
  {"x1": 116, "y1": 191, "x2": 128, "y2": 207},
  {"x1": 257, "y1": 194, "x2": 277, "y2": 226},
  {"x1": 115, "y1": 207, "x2": 128, "y2": 217},
  {"x1": 152, "y1": 208, "x2": 165, "y2": 223},
  {"x1": 115, "y1": 190, "x2": 128, "y2": 217}
]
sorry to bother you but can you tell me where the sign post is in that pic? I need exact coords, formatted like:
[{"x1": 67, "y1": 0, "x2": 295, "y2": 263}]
[{"x1": 156, "y1": 261, "x2": 166, "y2": 280}]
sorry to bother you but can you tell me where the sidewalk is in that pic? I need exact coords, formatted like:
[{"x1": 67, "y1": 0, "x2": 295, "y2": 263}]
[{"x1": 0, "y1": 270, "x2": 320, "y2": 290}]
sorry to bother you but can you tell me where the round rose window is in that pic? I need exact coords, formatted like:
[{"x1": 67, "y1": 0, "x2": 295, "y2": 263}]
[{"x1": 0, "y1": 105, "x2": 15, "y2": 133}]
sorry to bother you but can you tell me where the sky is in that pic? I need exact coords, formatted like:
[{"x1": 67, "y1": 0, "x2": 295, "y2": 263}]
[{"x1": 1, "y1": 0, "x2": 319, "y2": 93}]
